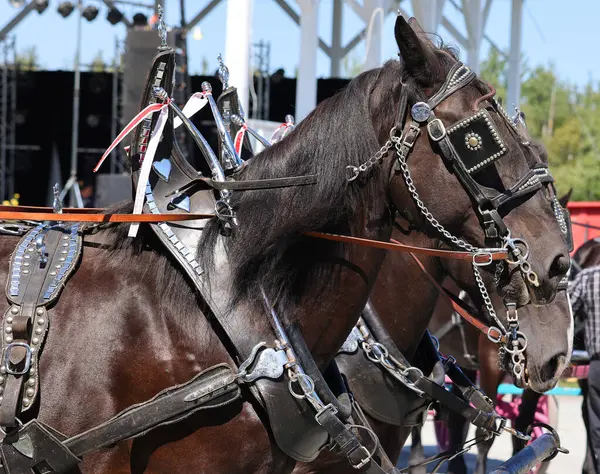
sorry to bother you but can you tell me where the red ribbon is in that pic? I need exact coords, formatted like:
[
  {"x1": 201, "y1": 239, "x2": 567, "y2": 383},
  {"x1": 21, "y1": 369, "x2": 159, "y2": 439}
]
[{"x1": 93, "y1": 100, "x2": 170, "y2": 173}]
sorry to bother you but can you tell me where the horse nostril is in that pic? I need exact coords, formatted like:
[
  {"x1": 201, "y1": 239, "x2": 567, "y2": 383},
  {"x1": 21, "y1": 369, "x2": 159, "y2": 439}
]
[
  {"x1": 539, "y1": 353, "x2": 565, "y2": 382},
  {"x1": 549, "y1": 254, "x2": 569, "y2": 279}
]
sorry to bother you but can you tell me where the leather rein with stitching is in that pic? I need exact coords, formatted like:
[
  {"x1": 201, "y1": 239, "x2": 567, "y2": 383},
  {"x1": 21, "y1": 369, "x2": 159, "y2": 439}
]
[{"x1": 0, "y1": 206, "x2": 508, "y2": 265}]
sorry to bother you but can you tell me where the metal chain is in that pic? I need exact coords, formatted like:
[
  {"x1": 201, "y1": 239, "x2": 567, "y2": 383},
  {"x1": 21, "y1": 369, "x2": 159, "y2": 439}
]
[
  {"x1": 346, "y1": 136, "x2": 395, "y2": 182},
  {"x1": 473, "y1": 263, "x2": 506, "y2": 334},
  {"x1": 394, "y1": 144, "x2": 478, "y2": 253}
]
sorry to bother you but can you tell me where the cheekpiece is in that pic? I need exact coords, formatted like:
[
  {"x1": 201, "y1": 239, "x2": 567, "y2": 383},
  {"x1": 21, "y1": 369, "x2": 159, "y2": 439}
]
[{"x1": 446, "y1": 109, "x2": 507, "y2": 175}]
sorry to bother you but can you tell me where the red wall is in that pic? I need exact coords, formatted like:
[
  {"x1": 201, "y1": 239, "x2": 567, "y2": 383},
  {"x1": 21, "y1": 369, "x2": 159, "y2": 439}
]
[{"x1": 567, "y1": 202, "x2": 600, "y2": 253}]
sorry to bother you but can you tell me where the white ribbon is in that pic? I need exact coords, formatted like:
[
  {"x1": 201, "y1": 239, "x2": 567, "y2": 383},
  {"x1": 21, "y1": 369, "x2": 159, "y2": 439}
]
[
  {"x1": 128, "y1": 106, "x2": 169, "y2": 238},
  {"x1": 174, "y1": 92, "x2": 208, "y2": 130}
]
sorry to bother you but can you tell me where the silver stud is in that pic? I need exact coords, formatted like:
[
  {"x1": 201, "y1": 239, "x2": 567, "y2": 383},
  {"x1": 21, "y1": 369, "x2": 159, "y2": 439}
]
[
  {"x1": 5, "y1": 327, "x2": 12, "y2": 334},
  {"x1": 61, "y1": 250, "x2": 67, "y2": 255},
  {"x1": 63, "y1": 236, "x2": 69, "y2": 240},
  {"x1": 0, "y1": 376, "x2": 4, "y2": 384},
  {"x1": 36, "y1": 308, "x2": 44, "y2": 316},
  {"x1": 5, "y1": 336, "x2": 12, "y2": 343},
  {"x1": 23, "y1": 262, "x2": 29, "y2": 267},
  {"x1": 11, "y1": 307, "x2": 18, "y2": 315},
  {"x1": 50, "y1": 271, "x2": 56, "y2": 276},
  {"x1": 62, "y1": 243, "x2": 68, "y2": 247},
  {"x1": 24, "y1": 254, "x2": 31, "y2": 260},
  {"x1": 27, "y1": 248, "x2": 34, "y2": 252},
  {"x1": 32, "y1": 337, "x2": 39, "y2": 344},
  {"x1": 5, "y1": 317, "x2": 12, "y2": 324},
  {"x1": 55, "y1": 264, "x2": 61, "y2": 269},
  {"x1": 35, "y1": 328, "x2": 42, "y2": 335},
  {"x1": 59, "y1": 258, "x2": 65, "y2": 262},
  {"x1": 0, "y1": 367, "x2": 6, "y2": 374},
  {"x1": 29, "y1": 369, "x2": 35, "y2": 376},
  {"x1": 0, "y1": 396, "x2": 3, "y2": 402},
  {"x1": 30, "y1": 348, "x2": 35, "y2": 354},
  {"x1": 23, "y1": 269, "x2": 29, "y2": 274},
  {"x1": 26, "y1": 388, "x2": 34, "y2": 397},
  {"x1": 22, "y1": 398, "x2": 30, "y2": 407},
  {"x1": 37, "y1": 318, "x2": 45, "y2": 325}
]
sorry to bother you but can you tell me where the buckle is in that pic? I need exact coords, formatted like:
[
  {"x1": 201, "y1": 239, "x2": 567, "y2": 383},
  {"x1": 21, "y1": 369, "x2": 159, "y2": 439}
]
[
  {"x1": 349, "y1": 445, "x2": 372, "y2": 470},
  {"x1": 427, "y1": 118, "x2": 446, "y2": 141},
  {"x1": 3, "y1": 342, "x2": 32, "y2": 376},
  {"x1": 314, "y1": 403, "x2": 338, "y2": 424}
]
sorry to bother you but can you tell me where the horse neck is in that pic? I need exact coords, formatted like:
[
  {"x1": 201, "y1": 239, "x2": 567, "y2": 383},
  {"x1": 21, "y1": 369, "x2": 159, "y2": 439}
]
[{"x1": 369, "y1": 229, "x2": 446, "y2": 359}]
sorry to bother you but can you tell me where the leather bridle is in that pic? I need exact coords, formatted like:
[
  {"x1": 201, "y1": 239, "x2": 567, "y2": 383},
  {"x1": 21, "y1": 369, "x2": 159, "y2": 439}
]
[{"x1": 346, "y1": 61, "x2": 573, "y2": 387}]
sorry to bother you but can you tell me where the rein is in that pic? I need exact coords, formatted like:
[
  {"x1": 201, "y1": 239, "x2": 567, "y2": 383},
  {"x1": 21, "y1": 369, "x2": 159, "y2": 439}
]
[{"x1": 401, "y1": 244, "x2": 507, "y2": 344}]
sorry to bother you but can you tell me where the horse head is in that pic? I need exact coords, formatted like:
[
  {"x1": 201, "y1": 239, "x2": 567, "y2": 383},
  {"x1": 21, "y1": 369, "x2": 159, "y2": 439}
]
[{"x1": 373, "y1": 16, "x2": 572, "y2": 390}]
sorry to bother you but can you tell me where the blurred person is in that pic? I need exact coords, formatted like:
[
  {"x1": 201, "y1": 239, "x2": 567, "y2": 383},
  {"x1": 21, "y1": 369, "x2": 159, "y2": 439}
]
[{"x1": 570, "y1": 264, "x2": 600, "y2": 472}]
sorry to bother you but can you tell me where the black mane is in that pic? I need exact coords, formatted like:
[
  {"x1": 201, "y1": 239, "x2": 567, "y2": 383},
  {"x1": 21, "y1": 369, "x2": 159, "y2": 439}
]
[{"x1": 199, "y1": 63, "x2": 399, "y2": 311}]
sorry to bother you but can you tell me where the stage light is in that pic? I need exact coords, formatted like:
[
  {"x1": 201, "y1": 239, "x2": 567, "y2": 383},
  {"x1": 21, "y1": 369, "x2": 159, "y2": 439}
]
[
  {"x1": 106, "y1": 7, "x2": 123, "y2": 25},
  {"x1": 34, "y1": 0, "x2": 49, "y2": 13},
  {"x1": 132, "y1": 13, "x2": 147, "y2": 27},
  {"x1": 82, "y1": 5, "x2": 98, "y2": 21},
  {"x1": 57, "y1": 1, "x2": 74, "y2": 18}
]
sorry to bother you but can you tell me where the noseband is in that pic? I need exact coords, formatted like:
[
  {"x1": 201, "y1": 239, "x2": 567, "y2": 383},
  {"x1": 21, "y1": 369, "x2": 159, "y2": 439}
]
[{"x1": 347, "y1": 62, "x2": 573, "y2": 387}]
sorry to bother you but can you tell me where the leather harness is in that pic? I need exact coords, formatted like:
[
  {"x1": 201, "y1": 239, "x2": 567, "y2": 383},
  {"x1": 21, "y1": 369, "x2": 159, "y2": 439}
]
[{"x1": 0, "y1": 18, "x2": 570, "y2": 473}]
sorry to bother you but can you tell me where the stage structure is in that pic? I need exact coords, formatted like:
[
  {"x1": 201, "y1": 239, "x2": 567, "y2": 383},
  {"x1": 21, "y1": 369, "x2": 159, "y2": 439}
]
[
  {"x1": 0, "y1": 36, "x2": 17, "y2": 202},
  {"x1": 181, "y1": 0, "x2": 523, "y2": 122}
]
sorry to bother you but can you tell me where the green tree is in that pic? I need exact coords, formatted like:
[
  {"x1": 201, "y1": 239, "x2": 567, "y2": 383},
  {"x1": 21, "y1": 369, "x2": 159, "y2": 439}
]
[
  {"x1": 15, "y1": 46, "x2": 39, "y2": 71},
  {"x1": 476, "y1": 47, "x2": 600, "y2": 200},
  {"x1": 341, "y1": 52, "x2": 363, "y2": 78},
  {"x1": 90, "y1": 50, "x2": 107, "y2": 72}
]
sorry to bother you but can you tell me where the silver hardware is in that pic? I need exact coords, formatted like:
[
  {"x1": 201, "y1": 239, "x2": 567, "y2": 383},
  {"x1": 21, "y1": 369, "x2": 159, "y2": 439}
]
[
  {"x1": 152, "y1": 86, "x2": 230, "y2": 201},
  {"x1": 152, "y1": 158, "x2": 171, "y2": 182},
  {"x1": 231, "y1": 114, "x2": 272, "y2": 149},
  {"x1": 411, "y1": 102, "x2": 431, "y2": 122},
  {"x1": 216, "y1": 53, "x2": 230, "y2": 89},
  {"x1": 157, "y1": 5, "x2": 168, "y2": 50},
  {"x1": 236, "y1": 344, "x2": 289, "y2": 383},
  {"x1": 202, "y1": 81, "x2": 243, "y2": 168},
  {"x1": 3, "y1": 342, "x2": 32, "y2": 375},
  {"x1": 427, "y1": 118, "x2": 446, "y2": 141},
  {"x1": 346, "y1": 133, "x2": 396, "y2": 182},
  {"x1": 338, "y1": 326, "x2": 363, "y2": 354},
  {"x1": 169, "y1": 194, "x2": 191, "y2": 213},
  {"x1": 52, "y1": 183, "x2": 63, "y2": 214},
  {"x1": 35, "y1": 231, "x2": 48, "y2": 267}
]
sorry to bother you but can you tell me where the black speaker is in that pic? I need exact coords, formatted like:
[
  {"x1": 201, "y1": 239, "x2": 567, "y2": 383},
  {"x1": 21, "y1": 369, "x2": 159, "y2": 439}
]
[
  {"x1": 122, "y1": 29, "x2": 178, "y2": 124},
  {"x1": 94, "y1": 174, "x2": 132, "y2": 207}
]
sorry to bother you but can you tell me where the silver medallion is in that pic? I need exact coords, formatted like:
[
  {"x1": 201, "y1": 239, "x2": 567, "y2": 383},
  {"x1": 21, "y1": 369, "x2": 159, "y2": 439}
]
[{"x1": 411, "y1": 102, "x2": 431, "y2": 123}]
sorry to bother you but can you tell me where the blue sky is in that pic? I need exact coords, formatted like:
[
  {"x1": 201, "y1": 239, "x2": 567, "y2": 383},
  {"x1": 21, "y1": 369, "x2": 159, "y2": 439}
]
[{"x1": 1, "y1": 0, "x2": 598, "y2": 87}]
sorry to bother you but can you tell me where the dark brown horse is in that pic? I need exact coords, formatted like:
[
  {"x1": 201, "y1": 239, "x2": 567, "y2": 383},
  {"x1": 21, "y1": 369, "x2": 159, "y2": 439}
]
[
  {"x1": 293, "y1": 16, "x2": 572, "y2": 474},
  {"x1": 0, "y1": 15, "x2": 567, "y2": 474}
]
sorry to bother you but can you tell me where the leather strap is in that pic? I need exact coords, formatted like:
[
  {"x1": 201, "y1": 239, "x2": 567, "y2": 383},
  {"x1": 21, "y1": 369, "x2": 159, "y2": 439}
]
[
  {"x1": 0, "y1": 210, "x2": 214, "y2": 223},
  {"x1": 403, "y1": 245, "x2": 506, "y2": 343},
  {"x1": 0, "y1": 205, "x2": 103, "y2": 213},
  {"x1": 306, "y1": 232, "x2": 509, "y2": 263},
  {"x1": 168, "y1": 174, "x2": 319, "y2": 194}
]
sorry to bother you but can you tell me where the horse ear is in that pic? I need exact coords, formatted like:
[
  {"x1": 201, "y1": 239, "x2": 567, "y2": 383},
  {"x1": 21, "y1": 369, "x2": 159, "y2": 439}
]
[
  {"x1": 558, "y1": 188, "x2": 573, "y2": 207},
  {"x1": 394, "y1": 15, "x2": 439, "y2": 85}
]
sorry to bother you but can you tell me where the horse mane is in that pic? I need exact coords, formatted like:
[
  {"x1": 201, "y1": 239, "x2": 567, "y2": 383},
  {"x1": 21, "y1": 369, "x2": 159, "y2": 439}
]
[
  {"x1": 196, "y1": 40, "x2": 463, "y2": 313},
  {"x1": 199, "y1": 64, "x2": 396, "y2": 312}
]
